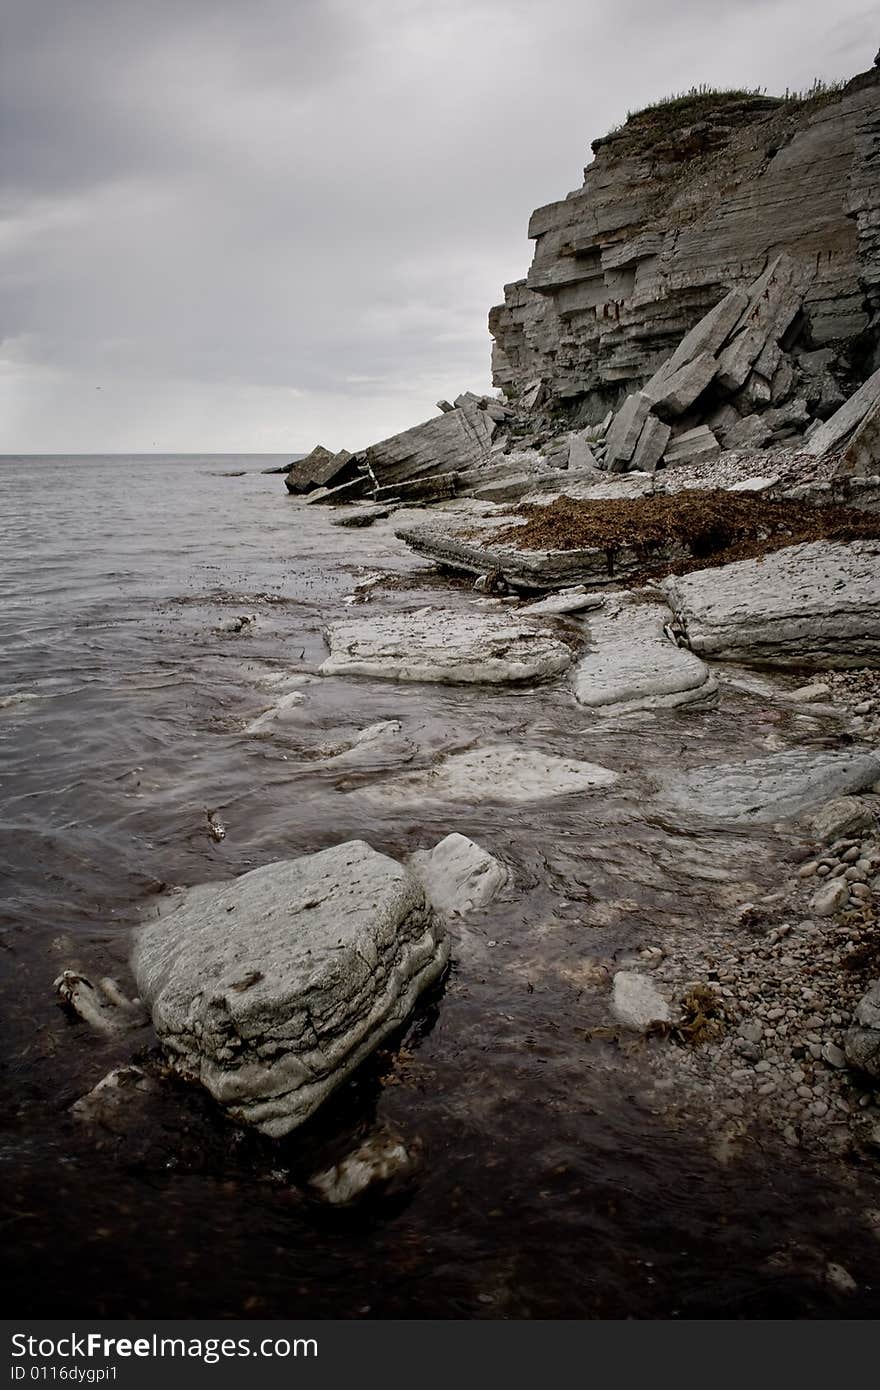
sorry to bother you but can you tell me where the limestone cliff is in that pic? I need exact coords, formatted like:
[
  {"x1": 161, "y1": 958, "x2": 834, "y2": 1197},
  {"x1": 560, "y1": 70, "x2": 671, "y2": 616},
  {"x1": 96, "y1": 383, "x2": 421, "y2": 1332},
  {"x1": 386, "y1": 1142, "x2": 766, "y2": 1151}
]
[{"x1": 489, "y1": 67, "x2": 880, "y2": 421}]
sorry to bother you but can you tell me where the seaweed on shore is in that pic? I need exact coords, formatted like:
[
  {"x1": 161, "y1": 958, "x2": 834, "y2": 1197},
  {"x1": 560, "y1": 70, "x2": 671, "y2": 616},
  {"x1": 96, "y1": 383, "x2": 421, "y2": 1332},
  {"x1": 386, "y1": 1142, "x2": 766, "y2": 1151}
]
[{"x1": 495, "y1": 489, "x2": 880, "y2": 584}]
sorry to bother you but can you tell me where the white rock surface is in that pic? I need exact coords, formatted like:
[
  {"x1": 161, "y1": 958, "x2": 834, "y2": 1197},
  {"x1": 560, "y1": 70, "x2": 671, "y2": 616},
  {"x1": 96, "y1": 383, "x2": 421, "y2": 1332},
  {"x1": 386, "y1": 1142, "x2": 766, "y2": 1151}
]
[
  {"x1": 319, "y1": 608, "x2": 574, "y2": 684},
  {"x1": 661, "y1": 748, "x2": 880, "y2": 824},
  {"x1": 409, "y1": 833, "x2": 507, "y2": 916},
  {"x1": 811, "y1": 877, "x2": 850, "y2": 917},
  {"x1": 358, "y1": 744, "x2": 618, "y2": 808},
  {"x1": 131, "y1": 842, "x2": 449, "y2": 1137},
  {"x1": 611, "y1": 972, "x2": 671, "y2": 1031},
  {"x1": 572, "y1": 593, "x2": 717, "y2": 714},
  {"x1": 662, "y1": 541, "x2": 880, "y2": 666}
]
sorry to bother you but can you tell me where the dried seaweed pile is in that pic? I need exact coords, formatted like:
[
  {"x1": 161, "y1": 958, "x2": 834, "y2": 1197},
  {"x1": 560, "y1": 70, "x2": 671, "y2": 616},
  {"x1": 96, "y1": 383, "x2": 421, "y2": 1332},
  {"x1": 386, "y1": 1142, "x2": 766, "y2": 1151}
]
[{"x1": 496, "y1": 489, "x2": 880, "y2": 580}]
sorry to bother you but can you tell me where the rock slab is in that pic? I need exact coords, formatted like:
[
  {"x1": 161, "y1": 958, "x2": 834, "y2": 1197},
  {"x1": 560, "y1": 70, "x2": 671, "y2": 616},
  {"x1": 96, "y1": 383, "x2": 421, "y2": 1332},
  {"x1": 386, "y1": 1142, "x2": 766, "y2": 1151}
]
[
  {"x1": 320, "y1": 608, "x2": 574, "y2": 685},
  {"x1": 132, "y1": 842, "x2": 449, "y2": 1137}
]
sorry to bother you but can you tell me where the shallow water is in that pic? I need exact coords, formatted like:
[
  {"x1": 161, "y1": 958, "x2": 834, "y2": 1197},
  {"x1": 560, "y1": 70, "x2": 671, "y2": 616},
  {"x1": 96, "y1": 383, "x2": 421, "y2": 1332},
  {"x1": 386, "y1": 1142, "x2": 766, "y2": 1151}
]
[{"x1": 2, "y1": 454, "x2": 879, "y2": 1318}]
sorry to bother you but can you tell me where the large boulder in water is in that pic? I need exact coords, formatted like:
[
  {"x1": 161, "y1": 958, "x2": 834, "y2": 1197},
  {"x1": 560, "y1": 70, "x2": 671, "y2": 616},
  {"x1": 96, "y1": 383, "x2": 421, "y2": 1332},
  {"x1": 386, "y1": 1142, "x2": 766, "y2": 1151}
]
[{"x1": 131, "y1": 842, "x2": 449, "y2": 1137}]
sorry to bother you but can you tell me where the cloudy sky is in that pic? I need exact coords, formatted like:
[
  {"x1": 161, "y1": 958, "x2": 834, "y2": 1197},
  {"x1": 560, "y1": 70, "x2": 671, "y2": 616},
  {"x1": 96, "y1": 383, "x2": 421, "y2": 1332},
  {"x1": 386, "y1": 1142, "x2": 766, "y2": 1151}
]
[{"x1": 1, "y1": 0, "x2": 874, "y2": 454}]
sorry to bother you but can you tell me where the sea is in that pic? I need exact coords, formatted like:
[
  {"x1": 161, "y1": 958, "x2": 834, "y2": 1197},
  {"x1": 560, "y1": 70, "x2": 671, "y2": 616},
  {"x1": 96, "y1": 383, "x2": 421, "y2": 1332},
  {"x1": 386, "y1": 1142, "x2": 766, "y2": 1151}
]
[{"x1": 2, "y1": 453, "x2": 880, "y2": 1317}]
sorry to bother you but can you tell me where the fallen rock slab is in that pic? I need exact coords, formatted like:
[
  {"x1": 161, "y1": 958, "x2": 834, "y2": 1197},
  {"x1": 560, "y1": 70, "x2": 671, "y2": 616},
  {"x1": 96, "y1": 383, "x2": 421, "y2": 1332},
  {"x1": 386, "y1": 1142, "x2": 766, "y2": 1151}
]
[
  {"x1": 131, "y1": 842, "x2": 449, "y2": 1137},
  {"x1": 662, "y1": 540, "x2": 880, "y2": 667},
  {"x1": 661, "y1": 748, "x2": 880, "y2": 824},
  {"x1": 358, "y1": 745, "x2": 618, "y2": 808},
  {"x1": 572, "y1": 593, "x2": 717, "y2": 714},
  {"x1": 319, "y1": 608, "x2": 575, "y2": 685},
  {"x1": 611, "y1": 972, "x2": 671, "y2": 1030},
  {"x1": 409, "y1": 833, "x2": 507, "y2": 916},
  {"x1": 806, "y1": 366, "x2": 880, "y2": 457}
]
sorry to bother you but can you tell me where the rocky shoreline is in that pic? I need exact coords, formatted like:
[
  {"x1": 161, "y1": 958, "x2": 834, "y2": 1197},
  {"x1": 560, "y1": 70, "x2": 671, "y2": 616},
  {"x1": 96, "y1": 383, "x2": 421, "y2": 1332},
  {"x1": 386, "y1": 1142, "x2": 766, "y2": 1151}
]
[{"x1": 54, "y1": 65, "x2": 880, "y2": 1227}]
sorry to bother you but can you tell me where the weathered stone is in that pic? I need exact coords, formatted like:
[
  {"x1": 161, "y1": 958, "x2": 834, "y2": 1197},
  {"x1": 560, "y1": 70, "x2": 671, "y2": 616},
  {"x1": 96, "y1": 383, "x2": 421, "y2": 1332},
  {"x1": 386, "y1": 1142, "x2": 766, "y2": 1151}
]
[
  {"x1": 605, "y1": 393, "x2": 652, "y2": 469},
  {"x1": 611, "y1": 972, "x2": 671, "y2": 1031},
  {"x1": 568, "y1": 430, "x2": 601, "y2": 471},
  {"x1": 835, "y1": 396, "x2": 880, "y2": 476},
  {"x1": 132, "y1": 842, "x2": 449, "y2": 1137},
  {"x1": 409, "y1": 833, "x2": 507, "y2": 916},
  {"x1": 319, "y1": 609, "x2": 574, "y2": 685},
  {"x1": 723, "y1": 413, "x2": 772, "y2": 451},
  {"x1": 355, "y1": 745, "x2": 618, "y2": 808},
  {"x1": 643, "y1": 352, "x2": 717, "y2": 417},
  {"x1": 364, "y1": 403, "x2": 494, "y2": 491},
  {"x1": 803, "y1": 796, "x2": 876, "y2": 843},
  {"x1": 520, "y1": 587, "x2": 606, "y2": 615},
  {"x1": 845, "y1": 985, "x2": 880, "y2": 1079},
  {"x1": 806, "y1": 366, "x2": 880, "y2": 456},
  {"x1": 662, "y1": 425, "x2": 720, "y2": 466},
  {"x1": 662, "y1": 541, "x2": 880, "y2": 666},
  {"x1": 660, "y1": 288, "x2": 751, "y2": 379},
  {"x1": 286, "y1": 447, "x2": 356, "y2": 495},
  {"x1": 630, "y1": 414, "x2": 672, "y2": 472},
  {"x1": 811, "y1": 877, "x2": 850, "y2": 917},
  {"x1": 661, "y1": 748, "x2": 880, "y2": 823},
  {"x1": 572, "y1": 593, "x2": 716, "y2": 714}
]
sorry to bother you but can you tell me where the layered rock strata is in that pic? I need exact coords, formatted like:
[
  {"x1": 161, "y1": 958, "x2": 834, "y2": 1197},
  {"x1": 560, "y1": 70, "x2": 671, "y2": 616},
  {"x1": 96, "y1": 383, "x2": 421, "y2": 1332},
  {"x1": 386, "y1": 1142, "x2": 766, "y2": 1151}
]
[{"x1": 490, "y1": 71, "x2": 880, "y2": 414}]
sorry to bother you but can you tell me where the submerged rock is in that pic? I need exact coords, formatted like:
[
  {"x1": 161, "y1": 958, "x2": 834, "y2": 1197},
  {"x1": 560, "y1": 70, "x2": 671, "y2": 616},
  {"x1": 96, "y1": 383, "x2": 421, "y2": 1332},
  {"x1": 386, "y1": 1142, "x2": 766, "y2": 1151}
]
[
  {"x1": 662, "y1": 540, "x2": 880, "y2": 667},
  {"x1": 661, "y1": 748, "x2": 880, "y2": 824},
  {"x1": 308, "y1": 1128, "x2": 419, "y2": 1205},
  {"x1": 611, "y1": 972, "x2": 671, "y2": 1031},
  {"x1": 409, "y1": 833, "x2": 507, "y2": 916},
  {"x1": 131, "y1": 842, "x2": 449, "y2": 1137},
  {"x1": 356, "y1": 744, "x2": 618, "y2": 808},
  {"x1": 572, "y1": 592, "x2": 717, "y2": 714},
  {"x1": 319, "y1": 608, "x2": 574, "y2": 685}
]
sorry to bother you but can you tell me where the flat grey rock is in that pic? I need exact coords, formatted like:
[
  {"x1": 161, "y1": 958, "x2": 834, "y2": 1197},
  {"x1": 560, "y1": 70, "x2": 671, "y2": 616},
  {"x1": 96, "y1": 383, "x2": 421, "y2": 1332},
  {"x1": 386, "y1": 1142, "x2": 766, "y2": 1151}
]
[
  {"x1": 611, "y1": 972, "x2": 671, "y2": 1031},
  {"x1": 520, "y1": 587, "x2": 606, "y2": 616},
  {"x1": 803, "y1": 796, "x2": 877, "y2": 843},
  {"x1": 661, "y1": 748, "x2": 880, "y2": 824},
  {"x1": 409, "y1": 833, "x2": 507, "y2": 916},
  {"x1": 132, "y1": 842, "x2": 449, "y2": 1137},
  {"x1": 662, "y1": 541, "x2": 880, "y2": 667},
  {"x1": 572, "y1": 593, "x2": 717, "y2": 714},
  {"x1": 358, "y1": 744, "x2": 618, "y2": 808},
  {"x1": 319, "y1": 608, "x2": 574, "y2": 684}
]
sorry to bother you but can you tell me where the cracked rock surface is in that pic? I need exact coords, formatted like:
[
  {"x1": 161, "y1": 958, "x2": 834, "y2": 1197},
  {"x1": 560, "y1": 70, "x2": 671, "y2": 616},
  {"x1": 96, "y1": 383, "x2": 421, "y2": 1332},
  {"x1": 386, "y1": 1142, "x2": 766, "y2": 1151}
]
[{"x1": 131, "y1": 841, "x2": 449, "y2": 1137}]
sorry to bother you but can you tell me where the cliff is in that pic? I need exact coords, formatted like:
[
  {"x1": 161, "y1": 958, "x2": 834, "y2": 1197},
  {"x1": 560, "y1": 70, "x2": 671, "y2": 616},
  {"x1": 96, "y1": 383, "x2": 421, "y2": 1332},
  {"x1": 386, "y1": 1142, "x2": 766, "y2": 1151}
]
[{"x1": 489, "y1": 66, "x2": 880, "y2": 421}]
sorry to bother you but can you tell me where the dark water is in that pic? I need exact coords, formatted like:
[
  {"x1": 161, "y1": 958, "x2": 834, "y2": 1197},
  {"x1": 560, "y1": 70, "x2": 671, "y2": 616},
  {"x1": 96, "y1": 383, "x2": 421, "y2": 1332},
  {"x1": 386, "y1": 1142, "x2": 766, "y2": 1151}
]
[{"x1": 2, "y1": 454, "x2": 880, "y2": 1318}]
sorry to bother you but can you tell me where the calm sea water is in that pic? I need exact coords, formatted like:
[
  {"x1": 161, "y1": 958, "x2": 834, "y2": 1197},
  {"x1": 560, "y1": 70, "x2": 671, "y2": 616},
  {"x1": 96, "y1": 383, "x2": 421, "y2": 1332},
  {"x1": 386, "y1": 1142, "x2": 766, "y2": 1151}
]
[{"x1": 2, "y1": 453, "x2": 880, "y2": 1317}]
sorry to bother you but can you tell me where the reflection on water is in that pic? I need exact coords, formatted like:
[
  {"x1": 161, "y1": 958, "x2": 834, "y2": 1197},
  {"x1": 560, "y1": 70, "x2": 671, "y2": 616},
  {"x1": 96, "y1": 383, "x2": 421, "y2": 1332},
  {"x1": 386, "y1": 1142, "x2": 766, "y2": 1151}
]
[{"x1": 1, "y1": 454, "x2": 879, "y2": 1317}]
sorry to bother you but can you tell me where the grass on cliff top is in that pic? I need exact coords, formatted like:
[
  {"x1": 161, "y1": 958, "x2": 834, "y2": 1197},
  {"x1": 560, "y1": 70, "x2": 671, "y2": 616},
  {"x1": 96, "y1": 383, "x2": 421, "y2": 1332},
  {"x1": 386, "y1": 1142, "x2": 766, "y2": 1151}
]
[
  {"x1": 495, "y1": 489, "x2": 880, "y2": 582},
  {"x1": 605, "y1": 76, "x2": 849, "y2": 152}
]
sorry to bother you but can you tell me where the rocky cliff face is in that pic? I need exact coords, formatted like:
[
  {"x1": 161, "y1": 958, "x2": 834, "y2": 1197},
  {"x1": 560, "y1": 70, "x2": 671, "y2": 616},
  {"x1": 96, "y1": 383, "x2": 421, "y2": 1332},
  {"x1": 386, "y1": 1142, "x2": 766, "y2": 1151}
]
[{"x1": 489, "y1": 67, "x2": 880, "y2": 421}]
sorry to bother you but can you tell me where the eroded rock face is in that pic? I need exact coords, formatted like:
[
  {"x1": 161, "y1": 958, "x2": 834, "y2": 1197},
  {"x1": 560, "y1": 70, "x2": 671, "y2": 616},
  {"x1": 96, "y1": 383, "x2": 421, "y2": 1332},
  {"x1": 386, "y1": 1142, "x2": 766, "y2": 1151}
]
[
  {"x1": 132, "y1": 842, "x2": 449, "y2": 1138},
  {"x1": 319, "y1": 608, "x2": 575, "y2": 684},
  {"x1": 662, "y1": 541, "x2": 880, "y2": 667},
  {"x1": 490, "y1": 72, "x2": 880, "y2": 411},
  {"x1": 661, "y1": 748, "x2": 880, "y2": 824},
  {"x1": 572, "y1": 592, "x2": 717, "y2": 714}
]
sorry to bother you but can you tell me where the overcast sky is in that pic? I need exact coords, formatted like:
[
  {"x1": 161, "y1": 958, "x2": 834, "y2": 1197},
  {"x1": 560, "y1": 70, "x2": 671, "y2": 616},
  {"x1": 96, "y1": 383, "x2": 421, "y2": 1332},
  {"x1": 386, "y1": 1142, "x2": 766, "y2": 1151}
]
[{"x1": 1, "y1": 0, "x2": 874, "y2": 454}]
